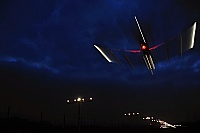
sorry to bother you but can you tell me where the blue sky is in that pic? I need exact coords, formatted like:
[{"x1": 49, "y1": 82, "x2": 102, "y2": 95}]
[{"x1": 0, "y1": 0, "x2": 199, "y2": 78}]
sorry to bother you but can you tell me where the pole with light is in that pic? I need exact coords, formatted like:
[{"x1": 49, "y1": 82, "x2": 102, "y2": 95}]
[{"x1": 66, "y1": 97, "x2": 93, "y2": 131}]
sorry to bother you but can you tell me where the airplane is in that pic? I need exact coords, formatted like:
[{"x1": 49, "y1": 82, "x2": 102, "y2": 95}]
[{"x1": 94, "y1": 16, "x2": 197, "y2": 75}]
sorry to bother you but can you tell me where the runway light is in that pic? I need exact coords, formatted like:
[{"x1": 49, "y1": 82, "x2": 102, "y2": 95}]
[
  {"x1": 90, "y1": 97, "x2": 93, "y2": 101},
  {"x1": 67, "y1": 100, "x2": 70, "y2": 103},
  {"x1": 146, "y1": 117, "x2": 150, "y2": 120},
  {"x1": 74, "y1": 99, "x2": 77, "y2": 102},
  {"x1": 128, "y1": 113, "x2": 131, "y2": 115},
  {"x1": 137, "y1": 113, "x2": 139, "y2": 115},
  {"x1": 124, "y1": 113, "x2": 127, "y2": 116},
  {"x1": 82, "y1": 98, "x2": 84, "y2": 101},
  {"x1": 133, "y1": 113, "x2": 135, "y2": 115}
]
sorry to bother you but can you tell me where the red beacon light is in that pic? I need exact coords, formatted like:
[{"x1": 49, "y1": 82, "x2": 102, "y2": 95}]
[{"x1": 141, "y1": 45, "x2": 147, "y2": 50}]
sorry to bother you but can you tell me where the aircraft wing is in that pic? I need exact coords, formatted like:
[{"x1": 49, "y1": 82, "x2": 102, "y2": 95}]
[
  {"x1": 151, "y1": 21, "x2": 197, "y2": 63},
  {"x1": 94, "y1": 44, "x2": 145, "y2": 69},
  {"x1": 180, "y1": 22, "x2": 197, "y2": 54}
]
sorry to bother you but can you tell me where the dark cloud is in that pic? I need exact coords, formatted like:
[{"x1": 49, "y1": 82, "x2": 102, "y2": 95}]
[{"x1": 0, "y1": 0, "x2": 199, "y2": 80}]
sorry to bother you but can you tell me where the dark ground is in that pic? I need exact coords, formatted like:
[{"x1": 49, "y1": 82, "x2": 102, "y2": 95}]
[{"x1": 0, "y1": 117, "x2": 200, "y2": 133}]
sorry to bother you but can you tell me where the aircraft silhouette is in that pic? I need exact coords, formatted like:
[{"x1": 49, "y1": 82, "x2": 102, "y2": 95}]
[{"x1": 94, "y1": 16, "x2": 197, "y2": 74}]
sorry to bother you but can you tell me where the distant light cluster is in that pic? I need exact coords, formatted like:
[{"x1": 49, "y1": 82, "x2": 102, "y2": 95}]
[
  {"x1": 143, "y1": 116, "x2": 180, "y2": 128},
  {"x1": 66, "y1": 97, "x2": 93, "y2": 104},
  {"x1": 124, "y1": 112, "x2": 140, "y2": 116}
]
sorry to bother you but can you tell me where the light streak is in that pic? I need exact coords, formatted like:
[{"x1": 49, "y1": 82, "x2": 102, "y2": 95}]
[
  {"x1": 149, "y1": 55, "x2": 155, "y2": 69},
  {"x1": 135, "y1": 16, "x2": 146, "y2": 43},
  {"x1": 143, "y1": 55, "x2": 152, "y2": 70},
  {"x1": 94, "y1": 45, "x2": 113, "y2": 63},
  {"x1": 190, "y1": 22, "x2": 197, "y2": 49}
]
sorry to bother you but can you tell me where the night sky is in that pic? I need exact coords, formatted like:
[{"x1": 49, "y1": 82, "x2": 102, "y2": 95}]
[{"x1": 0, "y1": 0, "x2": 200, "y2": 125}]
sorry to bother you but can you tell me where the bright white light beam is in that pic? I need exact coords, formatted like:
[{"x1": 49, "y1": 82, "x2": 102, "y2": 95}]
[
  {"x1": 135, "y1": 16, "x2": 146, "y2": 43},
  {"x1": 190, "y1": 22, "x2": 197, "y2": 49},
  {"x1": 94, "y1": 45, "x2": 113, "y2": 63}
]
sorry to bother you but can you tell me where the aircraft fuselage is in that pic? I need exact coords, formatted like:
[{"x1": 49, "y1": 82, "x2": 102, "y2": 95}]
[{"x1": 140, "y1": 43, "x2": 155, "y2": 74}]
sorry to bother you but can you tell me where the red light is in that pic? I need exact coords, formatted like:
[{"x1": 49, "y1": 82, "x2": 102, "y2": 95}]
[{"x1": 141, "y1": 45, "x2": 146, "y2": 50}]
